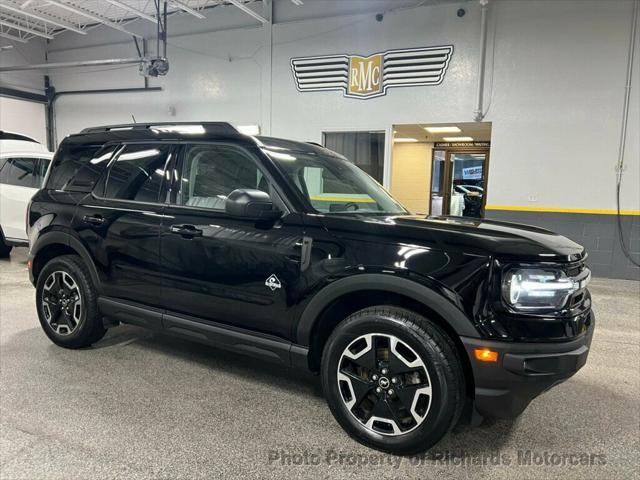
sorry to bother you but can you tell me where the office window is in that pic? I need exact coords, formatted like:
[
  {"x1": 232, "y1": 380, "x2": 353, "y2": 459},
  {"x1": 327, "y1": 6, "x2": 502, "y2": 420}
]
[{"x1": 323, "y1": 131, "x2": 385, "y2": 183}]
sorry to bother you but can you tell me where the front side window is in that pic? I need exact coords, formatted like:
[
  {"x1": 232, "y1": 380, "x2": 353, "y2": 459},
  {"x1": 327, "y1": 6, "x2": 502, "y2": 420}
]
[
  {"x1": 263, "y1": 147, "x2": 406, "y2": 215},
  {"x1": 102, "y1": 144, "x2": 171, "y2": 202},
  {"x1": 0, "y1": 157, "x2": 49, "y2": 188},
  {"x1": 178, "y1": 144, "x2": 270, "y2": 210}
]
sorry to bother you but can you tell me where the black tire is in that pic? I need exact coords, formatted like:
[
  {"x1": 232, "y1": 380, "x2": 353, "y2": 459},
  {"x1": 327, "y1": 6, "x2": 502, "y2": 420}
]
[
  {"x1": 321, "y1": 306, "x2": 465, "y2": 455},
  {"x1": 36, "y1": 254, "x2": 106, "y2": 348},
  {"x1": 0, "y1": 231, "x2": 12, "y2": 258}
]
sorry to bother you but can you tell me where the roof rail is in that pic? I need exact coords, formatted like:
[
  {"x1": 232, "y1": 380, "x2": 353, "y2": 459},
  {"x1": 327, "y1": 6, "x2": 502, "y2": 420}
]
[{"x1": 80, "y1": 122, "x2": 239, "y2": 135}]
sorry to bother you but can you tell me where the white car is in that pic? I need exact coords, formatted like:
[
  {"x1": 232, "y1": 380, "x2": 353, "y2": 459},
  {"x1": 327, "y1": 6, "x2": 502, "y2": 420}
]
[{"x1": 0, "y1": 131, "x2": 53, "y2": 257}]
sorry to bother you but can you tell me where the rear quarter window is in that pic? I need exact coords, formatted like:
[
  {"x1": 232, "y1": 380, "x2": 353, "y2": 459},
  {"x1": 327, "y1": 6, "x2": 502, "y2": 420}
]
[{"x1": 46, "y1": 143, "x2": 108, "y2": 191}]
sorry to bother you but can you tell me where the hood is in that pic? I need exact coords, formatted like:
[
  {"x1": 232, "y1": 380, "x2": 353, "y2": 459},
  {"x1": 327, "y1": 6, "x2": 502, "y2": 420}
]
[
  {"x1": 395, "y1": 215, "x2": 585, "y2": 260},
  {"x1": 323, "y1": 214, "x2": 586, "y2": 261}
]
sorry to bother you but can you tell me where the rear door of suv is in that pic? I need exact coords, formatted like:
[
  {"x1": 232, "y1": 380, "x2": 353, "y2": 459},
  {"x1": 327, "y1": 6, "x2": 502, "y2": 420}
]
[
  {"x1": 159, "y1": 142, "x2": 306, "y2": 339},
  {"x1": 73, "y1": 142, "x2": 176, "y2": 312}
]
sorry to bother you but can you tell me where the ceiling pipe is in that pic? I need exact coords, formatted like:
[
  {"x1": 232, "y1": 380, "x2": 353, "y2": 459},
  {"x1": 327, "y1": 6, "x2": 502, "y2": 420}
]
[
  {"x1": 473, "y1": 0, "x2": 489, "y2": 122},
  {"x1": 0, "y1": 57, "x2": 144, "y2": 72},
  {"x1": 615, "y1": 0, "x2": 639, "y2": 267}
]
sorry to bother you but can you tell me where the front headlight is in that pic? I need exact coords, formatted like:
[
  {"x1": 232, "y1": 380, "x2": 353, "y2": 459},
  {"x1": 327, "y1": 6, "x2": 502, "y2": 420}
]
[{"x1": 502, "y1": 268, "x2": 587, "y2": 311}]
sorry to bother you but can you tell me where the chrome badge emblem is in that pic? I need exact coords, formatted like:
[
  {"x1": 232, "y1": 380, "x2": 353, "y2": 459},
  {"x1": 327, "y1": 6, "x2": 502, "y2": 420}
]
[
  {"x1": 265, "y1": 274, "x2": 282, "y2": 291},
  {"x1": 291, "y1": 45, "x2": 453, "y2": 99}
]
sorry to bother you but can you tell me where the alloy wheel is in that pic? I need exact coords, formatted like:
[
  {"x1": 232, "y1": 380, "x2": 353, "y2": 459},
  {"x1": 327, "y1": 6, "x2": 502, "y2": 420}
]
[
  {"x1": 41, "y1": 271, "x2": 83, "y2": 336},
  {"x1": 336, "y1": 333, "x2": 432, "y2": 436}
]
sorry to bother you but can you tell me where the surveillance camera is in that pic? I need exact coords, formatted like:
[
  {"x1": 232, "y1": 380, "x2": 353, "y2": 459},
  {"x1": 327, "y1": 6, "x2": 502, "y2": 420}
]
[
  {"x1": 376, "y1": 13, "x2": 384, "y2": 22},
  {"x1": 457, "y1": 8, "x2": 466, "y2": 17}
]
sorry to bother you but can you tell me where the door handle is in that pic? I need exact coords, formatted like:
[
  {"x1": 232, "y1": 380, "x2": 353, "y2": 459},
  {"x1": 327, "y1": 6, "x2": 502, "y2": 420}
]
[
  {"x1": 170, "y1": 224, "x2": 203, "y2": 238},
  {"x1": 82, "y1": 214, "x2": 105, "y2": 225},
  {"x1": 299, "y1": 236, "x2": 313, "y2": 272}
]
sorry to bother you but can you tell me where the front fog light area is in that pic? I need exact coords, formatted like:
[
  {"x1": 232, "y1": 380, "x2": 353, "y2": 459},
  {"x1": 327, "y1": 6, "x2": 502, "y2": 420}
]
[{"x1": 502, "y1": 269, "x2": 579, "y2": 311}]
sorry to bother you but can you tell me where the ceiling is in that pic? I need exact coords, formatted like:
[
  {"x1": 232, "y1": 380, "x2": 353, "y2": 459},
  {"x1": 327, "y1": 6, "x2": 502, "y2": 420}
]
[
  {"x1": 394, "y1": 122, "x2": 493, "y2": 143},
  {"x1": 0, "y1": 0, "x2": 261, "y2": 43}
]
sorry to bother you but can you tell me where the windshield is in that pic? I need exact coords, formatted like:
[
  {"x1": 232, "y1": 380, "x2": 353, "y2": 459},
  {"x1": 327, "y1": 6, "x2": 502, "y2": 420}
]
[{"x1": 263, "y1": 146, "x2": 407, "y2": 215}]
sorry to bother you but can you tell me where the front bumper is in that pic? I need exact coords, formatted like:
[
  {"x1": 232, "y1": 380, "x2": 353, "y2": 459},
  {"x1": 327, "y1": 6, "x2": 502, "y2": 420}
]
[{"x1": 461, "y1": 310, "x2": 595, "y2": 419}]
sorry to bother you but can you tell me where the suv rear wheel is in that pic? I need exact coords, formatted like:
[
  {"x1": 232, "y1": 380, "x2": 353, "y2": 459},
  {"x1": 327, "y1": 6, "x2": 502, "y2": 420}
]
[
  {"x1": 321, "y1": 306, "x2": 465, "y2": 455},
  {"x1": 36, "y1": 255, "x2": 106, "y2": 348}
]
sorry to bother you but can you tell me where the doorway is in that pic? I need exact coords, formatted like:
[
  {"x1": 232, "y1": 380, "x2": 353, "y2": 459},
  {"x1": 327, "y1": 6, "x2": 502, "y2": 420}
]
[
  {"x1": 391, "y1": 122, "x2": 492, "y2": 217},
  {"x1": 430, "y1": 148, "x2": 489, "y2": 217}
]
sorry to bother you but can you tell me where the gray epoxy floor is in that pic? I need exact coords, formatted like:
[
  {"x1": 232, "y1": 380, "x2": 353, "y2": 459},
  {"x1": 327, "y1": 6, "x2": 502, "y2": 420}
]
[{"x1": 1, "y1": 248, "x2": 639, "y2": 480}]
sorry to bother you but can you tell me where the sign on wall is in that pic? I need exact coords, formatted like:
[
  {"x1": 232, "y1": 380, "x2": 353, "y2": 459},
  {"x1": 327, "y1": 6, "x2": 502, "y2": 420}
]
[
  {"x1": 291, "y1": 45, "x2": 453, "y2": 99},
  {"x1": 434, "y1": 142, "x2": 491, "y2": 148},
  {"x1": 462, "y1": 166, "x2": 483, "y2": 180}
]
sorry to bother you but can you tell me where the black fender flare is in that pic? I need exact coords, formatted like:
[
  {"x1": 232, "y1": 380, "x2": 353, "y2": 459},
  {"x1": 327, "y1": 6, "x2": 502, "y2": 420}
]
[
  {"x1": 295, "y1": 273, "x2": 480, "y2": 346},
  {"x1": 31, "y1": 230, "x2": 102, "y2": 292}
]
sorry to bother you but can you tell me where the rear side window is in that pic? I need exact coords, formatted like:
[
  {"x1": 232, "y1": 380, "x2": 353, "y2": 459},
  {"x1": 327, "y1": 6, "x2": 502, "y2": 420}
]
[
  {"x1": 102, "y1": 144, "x2": 171, "y2": 203},
  {"x1": 47, "y1": 143, "x2": 103, "y2": 191},
  {"x1": 0, "y1": 157, "x2": 49, "y2": 188}
]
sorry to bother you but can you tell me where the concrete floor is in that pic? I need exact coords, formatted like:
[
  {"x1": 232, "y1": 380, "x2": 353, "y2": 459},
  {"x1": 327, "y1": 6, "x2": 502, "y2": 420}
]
[{"x1": 1, "y1": 248, "x2": 638, "y2": 480}]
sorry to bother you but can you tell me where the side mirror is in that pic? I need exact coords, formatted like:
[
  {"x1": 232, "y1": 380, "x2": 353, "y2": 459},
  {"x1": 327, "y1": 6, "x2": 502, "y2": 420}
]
[{"x1": 225, "y1": 189, "x2": 282, "y2": 221}]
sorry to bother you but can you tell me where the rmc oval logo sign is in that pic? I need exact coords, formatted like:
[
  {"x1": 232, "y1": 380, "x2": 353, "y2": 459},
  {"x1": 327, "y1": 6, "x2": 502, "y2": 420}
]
[{"x1": 291, "y1": 45, "x2": 453, "y2": 99}]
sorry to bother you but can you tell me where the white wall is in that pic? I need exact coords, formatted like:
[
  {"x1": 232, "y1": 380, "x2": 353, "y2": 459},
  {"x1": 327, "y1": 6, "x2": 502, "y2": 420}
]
[
  {"x1": 0, "y1": 25, "x2": 48, "y2": 146},
  {"x1": 46, "y1": 0, "x2": 639, "y2": 212},
  {"x1": 0, "y1": 97, "x2": 47, "y2": 145},
  {"x1": 0, "y1": 37, "x2": 47, "y2": 95}
]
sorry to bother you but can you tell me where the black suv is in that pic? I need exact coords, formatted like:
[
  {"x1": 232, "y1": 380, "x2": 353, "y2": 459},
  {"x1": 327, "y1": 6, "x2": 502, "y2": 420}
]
[{"x1": 28, "y1": 123, "x2": 594, "y2": 454}]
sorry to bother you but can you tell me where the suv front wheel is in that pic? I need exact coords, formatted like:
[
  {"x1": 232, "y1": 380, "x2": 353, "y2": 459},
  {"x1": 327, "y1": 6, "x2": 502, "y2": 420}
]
[
  {"x1": 36, "y1": 255, "x2": 106, "y2": 348},
  {"x1": 321, "y1": 306, "x2": 465, "y2": 455}
]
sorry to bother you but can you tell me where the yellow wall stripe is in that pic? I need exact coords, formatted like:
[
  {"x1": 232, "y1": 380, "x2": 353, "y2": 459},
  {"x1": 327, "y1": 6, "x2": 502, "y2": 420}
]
[
  {"x1": 485, "y1": 205, "x2": 640, "y2": 216},
  {"x1": 310, "y1": 196, "x2": 376, "y2": 203}
]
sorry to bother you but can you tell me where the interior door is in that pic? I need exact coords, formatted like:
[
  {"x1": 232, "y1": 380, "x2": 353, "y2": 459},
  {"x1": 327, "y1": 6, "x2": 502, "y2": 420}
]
[
  {"x1": 160, "y1": 143, "x2": 305, "y2": 339},
  {"x1": 449, "y1": 152, "x2": 487, "y2": 218},
  {"x1": 429, "y1": 149, "x2": 488, "y2": 218}
]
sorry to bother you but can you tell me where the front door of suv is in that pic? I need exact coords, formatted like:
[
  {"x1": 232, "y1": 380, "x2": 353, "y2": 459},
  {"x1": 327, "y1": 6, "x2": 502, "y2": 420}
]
[
  {"x1": 74, "y1": 143, "x2": 175, "y2": 310},
  {"x1": 159, "y1": 142, "x2": 305, "y2": 339}
]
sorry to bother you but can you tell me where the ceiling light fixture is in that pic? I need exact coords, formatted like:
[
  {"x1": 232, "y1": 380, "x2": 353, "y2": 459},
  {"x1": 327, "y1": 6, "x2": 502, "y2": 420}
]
[
  {"x1": 394, "y1": 138, "x2": 419, "y2": 143},
  {"x1": 424, "y1": 126, "x2": 461, "y2": 134}
]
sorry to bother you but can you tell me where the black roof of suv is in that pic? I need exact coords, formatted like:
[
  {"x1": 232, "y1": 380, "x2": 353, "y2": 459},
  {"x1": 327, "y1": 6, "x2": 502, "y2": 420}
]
[{"x1": 26, "y1": 122, "x2": 595, "y2": 454}]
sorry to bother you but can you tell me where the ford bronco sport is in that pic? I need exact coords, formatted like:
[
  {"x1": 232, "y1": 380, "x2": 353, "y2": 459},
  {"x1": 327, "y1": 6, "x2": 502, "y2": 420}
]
[{"x1": 27, "y1": 123, "x2": 594, "y2": 454}]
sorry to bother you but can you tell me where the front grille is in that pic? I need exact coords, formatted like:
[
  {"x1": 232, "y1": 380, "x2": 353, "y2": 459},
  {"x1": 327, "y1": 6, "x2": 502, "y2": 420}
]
[
  {"x1": 565, "y1": 261, "x2": 585, "y2": 278},
  {"x1": 564, "y1": 261, "x2": 591, "y2": 311}
]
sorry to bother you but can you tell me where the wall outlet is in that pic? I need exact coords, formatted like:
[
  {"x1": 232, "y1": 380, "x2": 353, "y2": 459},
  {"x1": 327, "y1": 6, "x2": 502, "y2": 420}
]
[{"x1": 528, "y1": 194, "x2": 538, "y2": 202}]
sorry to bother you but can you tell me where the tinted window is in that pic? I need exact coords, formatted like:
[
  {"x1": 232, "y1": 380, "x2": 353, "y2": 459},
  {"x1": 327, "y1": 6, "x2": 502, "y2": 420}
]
[
  {"x1": 178, "y1": 144, "x2": 269, "y2": 210},
  {"x1": 103, "y1": 144, "x2": 171, "y2": 202},
  {"x1": 263, "y1": 148, "x2": 406, "y2": 215},
  {"x1": 47, "y1": 143, "x2": 103, "y2": 190},
  {"x1": 0, "y1": 157, "x2": 49, "y2": 188}
]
